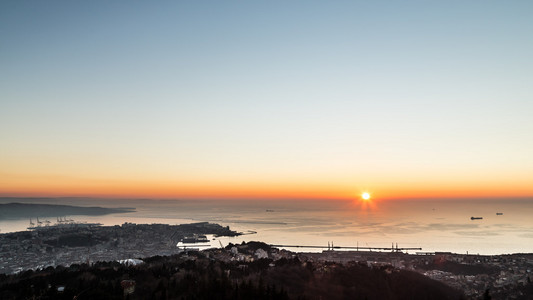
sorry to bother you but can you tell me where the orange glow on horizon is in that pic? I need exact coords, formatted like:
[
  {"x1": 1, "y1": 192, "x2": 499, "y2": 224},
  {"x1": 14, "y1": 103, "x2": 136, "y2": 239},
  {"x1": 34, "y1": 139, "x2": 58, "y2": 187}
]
[
  {"x1": 0, "y1": 174, "x2": 351, "y2": 200},
  {"x1": 2, "y1": 183, "x2": 533, "y2": 200},
  {"x1": 1, "y1": 173, "x2": 533, "y2": 200}
]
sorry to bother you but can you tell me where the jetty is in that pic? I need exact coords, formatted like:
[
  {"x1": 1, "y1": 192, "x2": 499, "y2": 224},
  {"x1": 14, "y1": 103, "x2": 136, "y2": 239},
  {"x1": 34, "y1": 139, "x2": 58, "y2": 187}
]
[{"x1": 270, "y1": 242, "x2": 421, "y2": 252}]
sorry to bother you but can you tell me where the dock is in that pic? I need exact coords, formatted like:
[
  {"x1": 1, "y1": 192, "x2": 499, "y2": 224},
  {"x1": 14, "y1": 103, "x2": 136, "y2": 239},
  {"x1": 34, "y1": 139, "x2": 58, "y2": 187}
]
[{"x1": 270, "y1": 243, "x2": 421, "y2": 252}]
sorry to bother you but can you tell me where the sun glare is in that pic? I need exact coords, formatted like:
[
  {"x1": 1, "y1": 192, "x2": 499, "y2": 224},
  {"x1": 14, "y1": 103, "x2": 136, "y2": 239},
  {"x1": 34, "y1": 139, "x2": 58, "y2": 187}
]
[{"x1": 362, "y1": 192, "x2": 370, "y2": 200}]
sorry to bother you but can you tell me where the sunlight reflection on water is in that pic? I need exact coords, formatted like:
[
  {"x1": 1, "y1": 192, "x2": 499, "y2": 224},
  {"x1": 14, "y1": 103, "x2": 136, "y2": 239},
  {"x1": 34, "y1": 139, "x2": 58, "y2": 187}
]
[{"x1": 1, "y1": 198, "x2": 532, "y2": 255}]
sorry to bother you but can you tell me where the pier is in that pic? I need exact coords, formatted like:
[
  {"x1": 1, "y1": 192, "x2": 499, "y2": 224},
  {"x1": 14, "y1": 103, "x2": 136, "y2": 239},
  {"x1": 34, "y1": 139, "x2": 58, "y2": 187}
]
[{"x1": 270, "y1": 243, "x2": 422, "y2": 252}]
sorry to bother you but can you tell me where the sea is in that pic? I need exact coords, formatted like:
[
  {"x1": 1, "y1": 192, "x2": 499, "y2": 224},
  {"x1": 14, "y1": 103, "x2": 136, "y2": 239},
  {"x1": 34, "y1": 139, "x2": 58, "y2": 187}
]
[{"x1": 1, "y1": 197, "x2": 532, "y2": 255}]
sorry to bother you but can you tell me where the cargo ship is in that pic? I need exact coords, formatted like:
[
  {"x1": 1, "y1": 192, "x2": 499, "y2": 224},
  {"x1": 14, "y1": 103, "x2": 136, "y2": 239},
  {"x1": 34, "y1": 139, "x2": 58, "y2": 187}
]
[{"x1": 181, "y1": 234, "x2": 209, "y2": 243}]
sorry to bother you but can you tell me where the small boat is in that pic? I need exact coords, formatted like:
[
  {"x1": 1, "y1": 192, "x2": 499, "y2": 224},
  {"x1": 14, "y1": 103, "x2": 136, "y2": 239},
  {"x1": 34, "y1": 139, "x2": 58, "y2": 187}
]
[
  {"x1": 496, "y1": 212, "x2": 503, "y2": 215},
  {"x1": 471, "y1": 217, "x2": 483, "y2": 220}
]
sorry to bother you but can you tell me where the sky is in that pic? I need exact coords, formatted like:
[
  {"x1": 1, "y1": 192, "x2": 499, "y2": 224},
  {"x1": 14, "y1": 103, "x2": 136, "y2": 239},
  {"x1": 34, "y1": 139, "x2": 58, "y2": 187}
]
[{"x1": 1, "y1": 1, "x2": 532, "y2": 200}]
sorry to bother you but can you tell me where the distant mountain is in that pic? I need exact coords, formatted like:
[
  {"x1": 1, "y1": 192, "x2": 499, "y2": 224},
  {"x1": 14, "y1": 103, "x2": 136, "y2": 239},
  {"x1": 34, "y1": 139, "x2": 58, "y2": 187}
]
[{"x1": 0, "y1": 203, "x2": 135, "y2": 220}]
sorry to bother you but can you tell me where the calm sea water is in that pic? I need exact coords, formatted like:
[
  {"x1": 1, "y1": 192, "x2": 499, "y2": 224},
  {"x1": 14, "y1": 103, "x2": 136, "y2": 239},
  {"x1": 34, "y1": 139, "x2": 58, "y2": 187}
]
[{"x1": 1, "y1": 198, "x2": 532, "y2": 255}]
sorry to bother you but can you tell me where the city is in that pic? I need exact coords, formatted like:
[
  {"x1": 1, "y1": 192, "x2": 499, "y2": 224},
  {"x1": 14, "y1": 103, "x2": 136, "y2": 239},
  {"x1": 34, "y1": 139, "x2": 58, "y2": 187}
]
[{"x1": 1, "y1": 223, "x2": 532, "y2": 299}]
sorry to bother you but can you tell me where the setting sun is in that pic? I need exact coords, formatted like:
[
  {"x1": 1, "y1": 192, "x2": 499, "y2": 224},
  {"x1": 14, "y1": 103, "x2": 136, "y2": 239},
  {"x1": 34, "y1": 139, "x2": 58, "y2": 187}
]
[{"x1": 362, "y1": 192, "x2": 371, "y2": 200}]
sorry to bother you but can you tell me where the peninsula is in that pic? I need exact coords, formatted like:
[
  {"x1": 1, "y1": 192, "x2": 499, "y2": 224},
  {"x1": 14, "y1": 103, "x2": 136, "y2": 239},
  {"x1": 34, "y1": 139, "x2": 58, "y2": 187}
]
[{"x1": 0, "y1": 203, "x2": 135, "y2": 220}]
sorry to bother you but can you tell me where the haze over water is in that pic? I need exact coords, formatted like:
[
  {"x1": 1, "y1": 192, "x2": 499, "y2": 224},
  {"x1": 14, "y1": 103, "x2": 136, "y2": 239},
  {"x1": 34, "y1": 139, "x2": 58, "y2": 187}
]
[{"x1": 1, "y1": 198, "x2": 531, "y2": 255}]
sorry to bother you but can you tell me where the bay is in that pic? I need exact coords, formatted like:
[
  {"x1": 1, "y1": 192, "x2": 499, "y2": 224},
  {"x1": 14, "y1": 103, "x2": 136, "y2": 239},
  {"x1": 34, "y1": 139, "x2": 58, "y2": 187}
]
[{"x1": 1, "y1": 198, "x2": 531, "y2": 255}]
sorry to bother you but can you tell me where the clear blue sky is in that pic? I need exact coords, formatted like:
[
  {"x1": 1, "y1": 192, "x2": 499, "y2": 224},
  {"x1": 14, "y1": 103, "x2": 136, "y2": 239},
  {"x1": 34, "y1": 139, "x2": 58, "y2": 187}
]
[{"x1": 1, "y1": 1, "x2": 532, "y2": 199}]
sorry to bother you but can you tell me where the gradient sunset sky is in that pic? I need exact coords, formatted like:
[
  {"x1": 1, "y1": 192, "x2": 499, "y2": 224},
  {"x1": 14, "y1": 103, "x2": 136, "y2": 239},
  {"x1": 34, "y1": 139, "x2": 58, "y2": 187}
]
[{"x1": 1, "y1": 1, "x2": 532, "y2": 200}]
